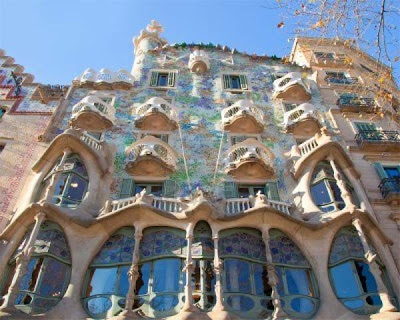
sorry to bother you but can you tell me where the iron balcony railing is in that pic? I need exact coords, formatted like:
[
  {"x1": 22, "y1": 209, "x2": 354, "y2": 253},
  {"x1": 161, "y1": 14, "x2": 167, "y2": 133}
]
[
  {"x1": 355, "y1": 130, "x2": 400, "y2": 145},
  {"x1": 338, "y1": 97, "x2": 375, "y2": 108},
  {"x1": 378, "y1": 177, "x2": 400, "y2": 199},
  {"x1": 325, "y1": 76, "x2": 358, "y2": 85}
]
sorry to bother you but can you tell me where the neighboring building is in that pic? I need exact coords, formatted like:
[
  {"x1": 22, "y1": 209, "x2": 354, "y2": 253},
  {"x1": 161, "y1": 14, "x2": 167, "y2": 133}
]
[{"x1": 0, "y1": 21, "x2": 399, "y2": 320}]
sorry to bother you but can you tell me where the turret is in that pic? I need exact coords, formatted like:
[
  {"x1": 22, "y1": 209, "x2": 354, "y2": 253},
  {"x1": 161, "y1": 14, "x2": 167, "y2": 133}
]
[{"x1": 131, "y1": 20, "x2": 168, "y2": 80}]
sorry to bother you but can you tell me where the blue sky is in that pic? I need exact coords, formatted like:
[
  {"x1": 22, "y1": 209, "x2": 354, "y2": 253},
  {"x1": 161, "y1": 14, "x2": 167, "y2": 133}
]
[{"x1": 0, "y1": 0, "x2": 297, "y2": 85}]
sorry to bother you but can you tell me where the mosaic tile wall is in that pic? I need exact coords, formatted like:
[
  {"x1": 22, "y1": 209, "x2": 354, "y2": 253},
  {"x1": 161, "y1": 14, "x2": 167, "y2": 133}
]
[{"x1": 59, "y1": 46, "x2": 331, "y2": 201}]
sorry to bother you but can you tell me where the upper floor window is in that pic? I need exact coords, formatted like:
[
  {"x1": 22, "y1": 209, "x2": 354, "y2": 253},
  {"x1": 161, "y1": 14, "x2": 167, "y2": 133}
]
[
  {"x1": 373, "y1": 163, "x2": 400, "y2": 198},
  {"x1": 119, "y1": 179, "x2": 177, "y2": 199},
  {"x1": 325, "y1": 72, "x2": 357, "y2": 85},
  {"x1": 150, "y1": 71, "x2": 176, "y2": 88},
  {"x1": 223, "y1": 74, "x2": 249, "y2": 91},
  {"x1": 224, "y1": 181, "x2": 280, "y2": 201},
  {"x1": 310, "y1": 161, "x2": 359, "y2": 213},
  {"x1": 314, "y1": 52, "x2": 335, "y2": 59}
]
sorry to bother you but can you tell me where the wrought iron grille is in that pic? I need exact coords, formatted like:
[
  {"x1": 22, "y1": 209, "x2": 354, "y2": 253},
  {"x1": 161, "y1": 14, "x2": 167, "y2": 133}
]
[
  {"x1": 379, "y1": 177, "x2": 400, "y2": 199},
  {"x1": 338, "y1": 97, "x2": 375, "y2": 108},
  {"x1": 355, "y1": 130, "x2": 400, "y2": 145}
]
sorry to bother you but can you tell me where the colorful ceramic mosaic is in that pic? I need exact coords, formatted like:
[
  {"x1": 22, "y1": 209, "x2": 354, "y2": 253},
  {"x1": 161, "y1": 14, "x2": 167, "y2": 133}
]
[
  {"x1": 140, "y1": 229, "x2": 186, "y2": 258},
  {"x1": 329, "y1": 226, "x2": 365, "y2": 265},
  {"x1": 219, "y1": 231, "x2": 266, "y2": 261}
]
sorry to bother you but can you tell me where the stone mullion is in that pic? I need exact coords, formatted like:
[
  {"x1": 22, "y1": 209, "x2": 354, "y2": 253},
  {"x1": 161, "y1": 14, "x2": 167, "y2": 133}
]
[
  {"x1": 43, "y1": 147, "x2": 72, "y2": 202},
  {"x1": 211, "y1": 232, "x2": 226, "y2": 312},
  {"x1": 124, "y1": 226, "x2": 143, "y2": 314},
  {"x1": 182, "y1": 224, "x2": 195, "y2": 311},
  {"x1": 0, "y1": 212, "x2": 46, "y2": 311},
  {"x1": 328, "y1": 157, "x2": 355, "y2": 210},
  {"x1": 352, "y1": 218, "x2": 397, "y2": 313},
  {"x1": 262, "y1": 227, "x2": 288, "y2": 320}
]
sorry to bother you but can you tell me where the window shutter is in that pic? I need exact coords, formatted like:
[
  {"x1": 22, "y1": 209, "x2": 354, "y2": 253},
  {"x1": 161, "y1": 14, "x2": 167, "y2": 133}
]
[
  {"x1": 163, "y1": 180, "x2": 177, "y2": 198},
  {"x1": 150, "y1": 71, "x2": 158, "y2": 87},
  {"x1": 265, "y1": 181, "x2": 280, "y2": 201},
  {"x1": 223, "y1": 75, "x2": 231, "y2": 89},
  {"x1": 224, "y1": 181, "x2": 237, "y2": 199},
  {"x1": 167, "y1": 72, "x2": 175, "y2": 87},
  {"x1": 239, "y1": 75, "x2": 248, "y2": 90},
  {"x1": 119, "y1": 179, "x2": 135, "y2": 199},
  {"x1": 373, "y1": 163, "x2": 388, "y2": 180}
]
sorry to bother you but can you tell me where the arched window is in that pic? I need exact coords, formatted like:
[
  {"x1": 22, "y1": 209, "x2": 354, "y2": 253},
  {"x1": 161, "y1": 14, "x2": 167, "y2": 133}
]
[
  {"x1": 0, "y1": 221, "x2": 71, "y2": 314},
  {"x1": 191, "y1": 221, "x2": 215, "y2": 311},
  {"x1": 328, "y1": 226, "x2": 397, "y2": 315},
  {"x1": 82, "y1": 227, "x2": 134, "y2": 319},
  {"x1": 37, "y1": 153, "x2": 89, "y2": 208},
  {"x1": 269, "y1": 229, "x2": 319, "y2": 318},
  {"x1": 135, "y1": 227, "x2": 186, "y2": 318},
  {"x1": 310, "y1": 160, "x2": 359, "y2": 213},
  {"x1": 219, "y1": 228, "x2": 272, "y2": 319}
]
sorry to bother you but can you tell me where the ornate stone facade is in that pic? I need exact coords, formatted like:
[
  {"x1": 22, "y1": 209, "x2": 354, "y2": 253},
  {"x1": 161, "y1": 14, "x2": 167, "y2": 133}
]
[{"x1": 0, "y1": 22, "x2": 399, "y2": 320}]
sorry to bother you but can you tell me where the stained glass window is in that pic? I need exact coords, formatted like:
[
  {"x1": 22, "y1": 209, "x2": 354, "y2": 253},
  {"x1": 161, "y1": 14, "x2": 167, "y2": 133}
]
[
  {"x1": 269, "y1": 229, "x2": 318, "y2": 317},
  {"x1": 83, "y1": 227, "x2": 135, "y2": 319},
  {"x1": 0, "y1": 221, "x2": 71, "y2": 315},
  {"x1": 328, "y1": 226, "x2": 397, "y2": 315}
]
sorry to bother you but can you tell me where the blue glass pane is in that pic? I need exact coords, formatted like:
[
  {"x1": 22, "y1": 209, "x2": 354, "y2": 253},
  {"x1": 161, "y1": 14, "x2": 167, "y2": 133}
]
[
  {"x1": 269, "y1": 232, "x2": 309, "y2": 267},
  {"x1": 157, "y1": 74, "x2": 168, "y2": 87},
  {"x1": 225, "y1": 259, "x2": 251, "y2": 294},
  {"x1": 366, "y1": 295, "x2": 382, "y2": 306},
  {"x1": 140, "y1": 230, "x2": 185, "y2": 258},
  {"x1": 344, "y1": 299, "x2": 364, "y2": 309},
  {"x1": 254, "y1": 264, "x2": 271, "y2": 296},
  {"x1": 290, "y1": 297, "x2": 314, "y2": 313},
  {"x1": 73, "y1": 160, "x2": 88, "y2": 177},
  {"x1": 150, "y1": 295, "x2": 178, "y2": 311},
  {"x1": 118, "y1": 265, "x2": 130, "y2": 296},
  {"x1": 219, "y1": 232, "x2": 266, "y2": 262},
  {"x1": 86, "y1": 297, "x2": 112, "y2": 315},
  {"x1": 227, "y1": 295, "x2": 255, "y2": 311},
  {"x1": 153, "y1": 258, "x2": 180, "y2": 293},
  {"x1": 137, "y1": 263, "x2": 151, "y2": 295},
  {"x1": 65, "y1": 174, "x2": 87, "y2": 201},
  {"x1": 54, "y1": 174, "x2": 68, "y2": 196},
  {"x1": 329, "y1": 181, "x2": 344, "y2": 202},
  {"x1": 275, "y1": 267, "x2": 285, "y2": 296},
  {"x1": 87, "y1": 267, "x2": 118, "y2": 296},
  {"x1": 311, "y1": 181, "x2": 331, "y2": 205},
  {"x1": 330, "y1": 262, "x2": 361, "y2": 298},
  {"x1": 285, "y1": 268, "x2": 312, "y2": 296},
  {"x1": 231, "y1": 77, "x2": 240, "y2": 89},
  {"x1": 92, "y1": 231, "x2": 134, "y2": 265},
  {"x1": 37, "y1": 258, "x2": 68, "y2": 298},
  {"x1": 354, "y1": 261, "x2": 378, "y2": 294},
  {"x1": 19, "y1": 258, "x2": 39, "y2": 291}
]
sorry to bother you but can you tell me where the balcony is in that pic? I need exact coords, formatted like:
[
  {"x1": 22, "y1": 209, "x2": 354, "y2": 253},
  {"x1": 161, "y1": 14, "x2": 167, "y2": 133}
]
[
  {"x1": 273, "y1": 72, "x2": 311, "y2": 101},
  {"x1": 312, "y1": 54, "x2": 348, "y2": 67},
  {"x1": 379, "y1": 178, "x2": 400, "y2": 204},
  {"x1": 225, "y1": 197, "x2": 291, "y2": 216},
  {"x1": 224, "y1": 138, "x2": 275, "y2": 179},
  {"x1": 188, "y1": 49, "x2": 210, "y2": 74},
  {"x1": 325, "y1": 76, "x2": 359, "y2": 86},
  {"x1": 134, "y1": 97, "x2": 178, "y2": 131},
  {"x1": 283, "y1": 103, "x2": 320, "y2": 135},
  {"x1": 221, "y1": 100, "x2": 264, "y2": 133},
  {"x1": 73, "y1": 68, "x2": 133, "y2": 90},
  {"x1": 337, "y1": 97, "x2": 377, "y2": 113},
  {"x1": 355, "y1": 130, "x2": 400, "y2": 152},
  {"x1": 125, "y1": 135, "x2": 178, "y2": 177},
  {"x1": 70, "y1": 95, "x2": 115, "y2": 131}
]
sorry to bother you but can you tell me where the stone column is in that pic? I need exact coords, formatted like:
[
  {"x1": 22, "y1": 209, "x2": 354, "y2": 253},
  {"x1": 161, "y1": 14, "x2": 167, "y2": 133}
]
[
  {"x1": 262, "y1": 226, "x2": 288, "y2": 320},
  {"x1": 43, "y1": 147, "x2": 72, "y2": 202},
  {"x1": 124, "y1": 226, "x2": 143, "y2": 315},
  {"x1": 328, "y1": 157, "x2": 356, "y2": 210},
  {"x1": 0, "y1": 212, "x2": 46, "y2": 311},
  {"x1": 182, "y1": 223, "x2": 195, "y2": 311},
  {"x1": 211, "y1": 231, "x2": 226, "y2": 312},
  {"x1": 352, "y1": 218, "x2": 397, "y2": 313}
]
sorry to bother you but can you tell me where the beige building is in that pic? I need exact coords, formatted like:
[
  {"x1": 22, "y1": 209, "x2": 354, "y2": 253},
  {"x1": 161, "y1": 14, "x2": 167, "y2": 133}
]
[{"x1": 0, "y1": 22, "x2": 399, "y2": 320}]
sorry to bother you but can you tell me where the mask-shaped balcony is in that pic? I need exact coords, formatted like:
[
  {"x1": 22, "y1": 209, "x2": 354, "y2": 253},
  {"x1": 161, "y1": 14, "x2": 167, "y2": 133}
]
[
  {"x1": 113, "y1": 69, "x2": 134, "y2": 90},
  {"x1": 221, "y1": 100, "x2": 264, "y2": 133},
  {"x1": 188, "y1": 49, "x2": 210, "y2": 74},
  {"x1": 70, "y1": 95, "x2": 115, "y2": 131},
  {"x1": 224, "y1": 138, "x2": 275, "y2": 179},
  {"x1": 94, "y1": 68, "x2": 113, "y2": 90},
  {"x1": 125, "y1": 135, "x2": 178, "y2": 177},
  {"x1": 134, "y1": 97, "x2": 178, "y2": 131},
  {"x1": 273, "y1": 72, "x2": 312, "y2": 101},
  {"x1": 355, "y1": 130, "x2": 400, "y2": 152},
  {"x1": 283, "y1": 103, "x2": 320, "y2": 135}
]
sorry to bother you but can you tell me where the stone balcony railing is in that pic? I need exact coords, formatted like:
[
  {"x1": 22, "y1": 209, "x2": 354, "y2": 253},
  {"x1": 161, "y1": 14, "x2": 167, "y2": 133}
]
[
  {"x1": 74, "y1": 68, "x2": 134, "y2": 90},
  {"x1": 125, "y1": 135, "x2": 178, "y2": 176},
  {"x1": 188, "y1": 49, "x2": 210, "y2": 73},
  {"x1": 109, "y1": 195, "x2": 188, "y2": 213},
  {"x1": 224, "y1": 138, "x2": 275, "y2": 179},
  {"x1": 221, "y1": 100, "x2": 264, "y2": 133},
  {"x1": 355, "y1": 130, "x2": 400, "y2": 152},
  {"x1": 283, "y1": 103, "x2": 319, "y2": 130},
  {"x1": 70, "y1": 95, "x2": 115, "y2": 131},
  {"x1": 134, "y1": 97, "x2": 178, "y2": 131},
  {"x1": 225, "y1": 197, "x2": 291, "y2": 216},
  {"x1": 273, "y1": 72, "x2": 312, "y2": 101}
]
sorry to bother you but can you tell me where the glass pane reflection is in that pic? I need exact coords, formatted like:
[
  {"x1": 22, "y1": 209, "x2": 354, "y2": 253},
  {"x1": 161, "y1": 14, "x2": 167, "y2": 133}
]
[
  {"x1": 330, "y1": 262, "x2": 360, "y2": 298},
  {"x1": 286, "y1": 269, "x2": 313, "y2": 296},
  {"x1": 87, "y1": 268, "x2": 117, "y2": 296},
  {"x1": 225, "y1": 259, "x2": 251, "y2": 294},
  {"x1": 153, "y1": 258, "x2": 180, "y2": 293}
]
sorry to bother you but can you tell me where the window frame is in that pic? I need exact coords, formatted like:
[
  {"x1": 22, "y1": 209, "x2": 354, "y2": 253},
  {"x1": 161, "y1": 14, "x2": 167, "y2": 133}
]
[
  {"x1": 222, "y1": 73, "x2": 250, "y2": 92},
  {"x1": 149, "y1": 70, "x2": 178, "y2": 89}
]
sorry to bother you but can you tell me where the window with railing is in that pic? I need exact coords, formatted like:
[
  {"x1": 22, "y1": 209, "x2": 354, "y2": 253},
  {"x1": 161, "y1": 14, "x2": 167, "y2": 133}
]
[
  {"x1": 223, "y1": 74, "x2": 249, "y2": 91},
  {"x1": 338, "y1": 93, "x2": 375, "y2": 109},
  {"x1": 325, "y1": 72, "x2": 358, "y2": 85},
  {"x1": 373, "y1": 163, "x2": 400, "y2": 199},
  {"x1": 118, "y1": 179, "x2": 177, "y2": 199},
  {"x1": 355, "y1": 122, "x2": 400, "y2": 144}
]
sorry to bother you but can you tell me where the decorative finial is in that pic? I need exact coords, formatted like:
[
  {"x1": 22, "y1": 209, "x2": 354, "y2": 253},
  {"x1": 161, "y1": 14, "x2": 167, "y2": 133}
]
[{"x1": 146, "y1": 20, "x2": 163, "y2": 34}]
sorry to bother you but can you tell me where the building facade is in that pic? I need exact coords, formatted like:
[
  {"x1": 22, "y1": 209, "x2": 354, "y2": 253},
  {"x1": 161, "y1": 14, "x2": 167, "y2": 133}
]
[{"x1": 0, "y1": 21, "x2": 399, "y2": 320}]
